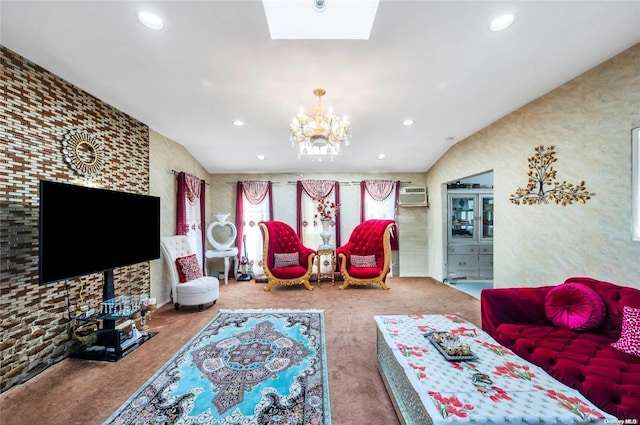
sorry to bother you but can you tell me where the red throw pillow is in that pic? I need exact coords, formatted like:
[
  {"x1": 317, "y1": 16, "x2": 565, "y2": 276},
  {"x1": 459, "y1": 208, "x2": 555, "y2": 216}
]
[
  {"x1": 175, "y1": 254, "x2": 203, "y2": 283},
  {"x1": 351, "y1": 254, "x2": 377, "y2": 268},
  {"x1": 611, "y1": 306, "x2": 640, "y2": 358},
  {"x1": 544, "y1": 283, "x2": 606, "y2": 331},
  {"x1": 274, "y1": 252, "x2": 299, "y2": 268}
]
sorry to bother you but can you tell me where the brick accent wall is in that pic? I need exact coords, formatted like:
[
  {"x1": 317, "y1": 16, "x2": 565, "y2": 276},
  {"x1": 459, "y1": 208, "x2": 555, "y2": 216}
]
[{"x1": 0, "y1": 47, "x2": 150, "y2": 392}]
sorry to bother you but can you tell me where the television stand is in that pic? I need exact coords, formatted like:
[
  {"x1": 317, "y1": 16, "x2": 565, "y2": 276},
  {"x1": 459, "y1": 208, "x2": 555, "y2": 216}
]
[
  {"x1": 70, "y1": 292, "x2": 157, "y2": 362},
  {"x1": 69, "y1": 329, "x2": 158, "y2": 362},
  {"x1": 71, "y1": 327, "x2": 157, "y2": 362}
]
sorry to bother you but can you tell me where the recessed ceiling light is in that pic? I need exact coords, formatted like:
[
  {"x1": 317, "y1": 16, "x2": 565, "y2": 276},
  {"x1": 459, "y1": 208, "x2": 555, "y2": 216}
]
[
  {"x1": 232, "y1": 120, "x2": 245, "y2": 127},
  {"x1": 137, "y1": 11, "x2": 164, "y2": 30},
  {"x1": 489, "y1": 14, "x2": 515, "y2": 32},
  {"x1": 313, "y1": 0, "x2": 327, "y2": 12},
  {"x1": 377, "y1": 153, "x2": 386, "y2": 160},
  {"x1": 257, "y1": 154, "x2": 265, "y2": 161},
  {"x1": 402, "y1": 119, "x2": 415, "y2": 126}
]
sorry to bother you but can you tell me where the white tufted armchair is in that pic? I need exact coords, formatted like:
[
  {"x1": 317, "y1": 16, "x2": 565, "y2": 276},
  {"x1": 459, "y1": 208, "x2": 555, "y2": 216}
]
[{"x1": 160, "y1": 235, "x2": 219, "y2": 311}]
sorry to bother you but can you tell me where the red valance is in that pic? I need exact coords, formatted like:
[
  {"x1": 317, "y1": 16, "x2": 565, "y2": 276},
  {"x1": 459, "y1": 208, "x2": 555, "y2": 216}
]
[
  {"x1": 300, "y1": 179, "x2": 335, "y2": 200},
  {"x1": 241, "y1": 180, "x2": 270, "y2": 205},
  {"x1": 364, "y1": 179, "x2": 394, "y2": 202}
]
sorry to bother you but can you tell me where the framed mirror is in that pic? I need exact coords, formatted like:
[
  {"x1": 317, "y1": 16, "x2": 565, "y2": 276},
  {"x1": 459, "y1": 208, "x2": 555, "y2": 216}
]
[{"x1": 61, "y1": 129, "x2": 104, "y2": 176}]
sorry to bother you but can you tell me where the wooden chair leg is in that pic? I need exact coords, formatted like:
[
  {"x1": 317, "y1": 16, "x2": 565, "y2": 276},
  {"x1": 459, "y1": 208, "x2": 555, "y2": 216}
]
[{"x1": 264, "y1": 279, "x2": 274, "y2": 291}]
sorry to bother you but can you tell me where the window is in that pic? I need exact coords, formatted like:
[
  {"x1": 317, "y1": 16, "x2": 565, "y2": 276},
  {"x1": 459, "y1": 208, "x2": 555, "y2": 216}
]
[
  {"x1": 361, "y1": 180, "x2": 399, "y2": 250},
  {"x1": 297, "y1": 180, "x2": 340, "y2": 275},
  {"x1": 236, "y1": 181, "x2": 273, "y2": 275}
]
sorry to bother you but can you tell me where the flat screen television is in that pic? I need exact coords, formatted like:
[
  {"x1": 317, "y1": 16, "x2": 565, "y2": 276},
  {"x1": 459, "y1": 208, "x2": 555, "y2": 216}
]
[{"x1": 39, "y1": 180, "x2": 161, "y2": 286}]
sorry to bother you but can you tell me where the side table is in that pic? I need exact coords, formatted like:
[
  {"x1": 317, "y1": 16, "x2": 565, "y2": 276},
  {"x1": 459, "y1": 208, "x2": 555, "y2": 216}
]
[
  {"x1": 205, "y1": 247, "x2": 239, "y2": 285},
  {"x1": 316, "y1": 247, "x2": 335, "y2": 285}
]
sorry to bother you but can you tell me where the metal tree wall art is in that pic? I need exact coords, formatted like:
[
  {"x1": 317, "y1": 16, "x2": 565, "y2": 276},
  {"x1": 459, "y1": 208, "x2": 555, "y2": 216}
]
[{"x1": 509, "y1": 145, "x2": 592, "y2": 205}]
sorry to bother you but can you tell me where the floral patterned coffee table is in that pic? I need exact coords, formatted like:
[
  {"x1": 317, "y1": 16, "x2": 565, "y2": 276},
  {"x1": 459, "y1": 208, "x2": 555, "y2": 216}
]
[{"x1": 374, "y1": 314, "x2": 616, "y2": 425}]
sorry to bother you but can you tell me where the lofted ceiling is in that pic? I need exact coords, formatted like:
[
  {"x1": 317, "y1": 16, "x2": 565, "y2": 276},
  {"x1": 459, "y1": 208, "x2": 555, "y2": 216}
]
[{"x1": 2, "y1": 1, "x2": 638, "y2": 175}]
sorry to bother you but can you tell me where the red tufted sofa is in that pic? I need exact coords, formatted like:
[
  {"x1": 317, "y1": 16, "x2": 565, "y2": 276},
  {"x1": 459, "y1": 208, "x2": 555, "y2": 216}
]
[{"x1": 481, "y1": 277, "x2": 640, "y2": 420}]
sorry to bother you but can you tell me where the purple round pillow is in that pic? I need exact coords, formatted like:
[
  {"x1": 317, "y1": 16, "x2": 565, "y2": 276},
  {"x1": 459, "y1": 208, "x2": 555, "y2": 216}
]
[{"x1": 544, "y1": 283, "x2": 606, "y2": 331}]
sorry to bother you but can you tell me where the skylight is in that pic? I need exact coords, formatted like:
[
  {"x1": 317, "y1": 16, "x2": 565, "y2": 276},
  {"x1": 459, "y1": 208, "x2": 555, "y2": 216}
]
[{"x1": 262, "y1": 0, "x2": 380, "y2": 40}]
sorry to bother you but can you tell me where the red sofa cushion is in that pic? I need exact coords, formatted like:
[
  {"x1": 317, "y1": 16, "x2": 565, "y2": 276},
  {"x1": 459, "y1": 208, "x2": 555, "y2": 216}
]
[
  {"x1": 175, "y1": 254, "x2": 203, "y2": 283},
  {"x1": 544, "y1": 282, "x2": 606, "y2": 331},
  {"x1": 345, "y1": 265, "x2": 382, "y2": 279},
  {"x1": 565, "y1": 277, "x2": 640, "y2": 340},
  {"x1": 270, "y1": 265, "x2": 309, "y2": 279}
]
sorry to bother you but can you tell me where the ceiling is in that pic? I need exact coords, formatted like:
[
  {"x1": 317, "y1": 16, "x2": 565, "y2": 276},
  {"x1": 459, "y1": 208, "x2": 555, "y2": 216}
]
[{"x1": 2, "y1": 1, "x2": 638, "y2": 175}]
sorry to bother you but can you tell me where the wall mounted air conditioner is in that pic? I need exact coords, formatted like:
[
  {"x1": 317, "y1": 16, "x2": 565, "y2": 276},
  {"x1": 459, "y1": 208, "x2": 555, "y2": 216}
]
[{"x1": 398, "y1": 186, "x2": 428, "y2": 207}]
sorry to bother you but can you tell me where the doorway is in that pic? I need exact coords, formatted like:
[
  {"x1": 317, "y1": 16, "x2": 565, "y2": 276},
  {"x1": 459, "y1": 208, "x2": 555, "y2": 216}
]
[{"x1": 443, "y1": 171, "x2": 494, "y2": 290}]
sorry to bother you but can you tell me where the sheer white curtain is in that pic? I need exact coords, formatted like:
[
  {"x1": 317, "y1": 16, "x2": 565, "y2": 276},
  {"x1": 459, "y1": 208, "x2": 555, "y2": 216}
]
[
  {"x1": 363, "y1": 179, "x2": 396, "y2": 220},
  {"x1": 301, "y1": 190, "x2": 337, "y2": 249},
  {"x1": 238, "y1": 181, "x2": 271, "y2": 276},
  {"x1": 242, "y1": 194, "x2": 269, "y2": 276},
  {"x1": 362, "y1": 179, "x2": 399, "y2": 253},
  {"x1": 298, "y1": 180, "x2": 338, "y2": 276},
  {"x1": 300, "y1": 180, "x2": 336, "y2": 248}
]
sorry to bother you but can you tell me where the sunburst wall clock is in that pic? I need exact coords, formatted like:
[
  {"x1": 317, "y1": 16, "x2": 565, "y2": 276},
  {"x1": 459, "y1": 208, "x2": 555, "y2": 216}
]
[{"x1": 61, "y1": 129, "x2": 105, "y2": 176}]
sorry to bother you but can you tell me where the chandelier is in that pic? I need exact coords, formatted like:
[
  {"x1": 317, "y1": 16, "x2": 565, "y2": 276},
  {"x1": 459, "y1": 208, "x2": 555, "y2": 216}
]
[{"x1": 290, "y1": 88, "x2": 351, "y2": 161}]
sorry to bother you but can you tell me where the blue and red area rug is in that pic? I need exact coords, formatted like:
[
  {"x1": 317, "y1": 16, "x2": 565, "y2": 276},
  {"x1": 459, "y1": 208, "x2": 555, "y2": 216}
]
[{"x1": 105, "y1": 309, "x2": 331, "y2": 425}]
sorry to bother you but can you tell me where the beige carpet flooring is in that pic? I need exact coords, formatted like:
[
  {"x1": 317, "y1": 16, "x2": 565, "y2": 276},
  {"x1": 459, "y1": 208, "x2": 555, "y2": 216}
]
[{"x1": 0, "y1": 277, "x2": 481, "y2": 425}]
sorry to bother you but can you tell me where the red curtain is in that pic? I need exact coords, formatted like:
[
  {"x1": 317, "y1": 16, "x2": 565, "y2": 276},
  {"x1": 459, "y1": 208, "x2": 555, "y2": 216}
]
[{"x1": 176, "y1": 172, "x2": 207, "y2": 271}]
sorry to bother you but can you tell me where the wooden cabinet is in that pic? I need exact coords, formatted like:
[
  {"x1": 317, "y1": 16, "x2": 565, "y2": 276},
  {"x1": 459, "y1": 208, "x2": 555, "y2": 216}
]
[
  {"x1": 447, "y1": 189, "x2": 493, "y2": 280},
  {"x1": 478, "y1": 244, "x2": 494, "y2": 279},
  {"x1": 447, "y1": 244, "x2": 479, "y2": 278}
]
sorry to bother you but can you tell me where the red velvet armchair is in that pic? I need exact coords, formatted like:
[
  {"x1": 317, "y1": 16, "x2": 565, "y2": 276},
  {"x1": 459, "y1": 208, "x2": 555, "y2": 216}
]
[
  {"x1": 336, "y1": 219, "x2": 395, "y2": 290},
  {"x1": 259, "y1": 221, "x2": 317, "y2": 291}
]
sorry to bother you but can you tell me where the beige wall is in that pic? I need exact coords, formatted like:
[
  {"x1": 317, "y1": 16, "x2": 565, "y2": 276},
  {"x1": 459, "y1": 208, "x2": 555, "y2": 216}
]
[
  {"x1": 426, "y1": 44, "x2": 640, "y2": 288},
  {"x1": 149, "y1": 129, "x2": 214, "y2": 305}
]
